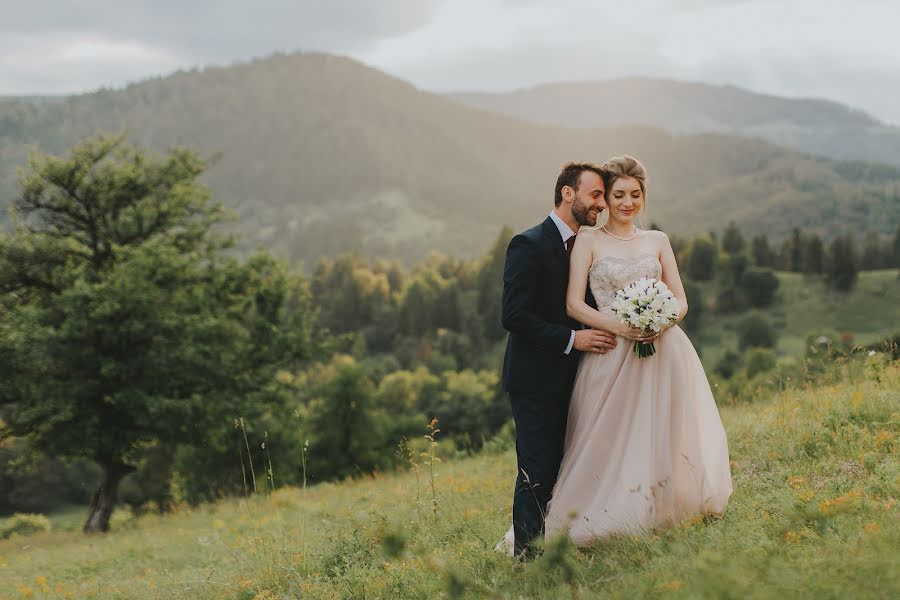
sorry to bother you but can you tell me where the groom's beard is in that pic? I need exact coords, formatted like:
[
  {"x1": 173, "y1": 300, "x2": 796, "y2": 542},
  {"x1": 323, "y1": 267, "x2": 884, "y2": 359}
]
[{"x1": 572, "y1": 198, "x2": 601, "y2": 227}]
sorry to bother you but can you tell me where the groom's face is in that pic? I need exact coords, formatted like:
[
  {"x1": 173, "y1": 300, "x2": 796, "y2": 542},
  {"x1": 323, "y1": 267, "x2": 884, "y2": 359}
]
[{"x1": 570, "y1": 171, "x2": 606, "y2": 227}]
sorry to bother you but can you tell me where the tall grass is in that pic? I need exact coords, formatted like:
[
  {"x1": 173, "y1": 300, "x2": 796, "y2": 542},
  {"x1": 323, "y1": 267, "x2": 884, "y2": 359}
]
[{"x1": 1, "y1": 360, "x2": 897, "y2": 599}]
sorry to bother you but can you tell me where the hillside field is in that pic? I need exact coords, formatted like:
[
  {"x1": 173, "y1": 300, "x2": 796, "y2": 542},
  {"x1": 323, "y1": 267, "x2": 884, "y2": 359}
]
[
  {"x1": 1, "y1": 362, "x2": 897, "y2": 599},
  {"x1": 690, "y1": 269, "x2": 900, "y2": 368}
]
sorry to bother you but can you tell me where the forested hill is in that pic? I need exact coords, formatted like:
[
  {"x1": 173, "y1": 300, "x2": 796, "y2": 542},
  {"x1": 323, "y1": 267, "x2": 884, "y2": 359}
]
[
  {"x1": 451, "y1": 78, "x2": 900, "y2": 166},
  {"x1": 1, "y1": 53, "x2": 898, "y2": 265}
]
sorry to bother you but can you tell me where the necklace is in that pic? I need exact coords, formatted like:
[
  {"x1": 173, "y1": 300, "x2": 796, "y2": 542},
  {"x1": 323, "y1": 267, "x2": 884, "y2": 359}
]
[{"x1": 601, "y1": 224, "x2": 639, "y2": 241}]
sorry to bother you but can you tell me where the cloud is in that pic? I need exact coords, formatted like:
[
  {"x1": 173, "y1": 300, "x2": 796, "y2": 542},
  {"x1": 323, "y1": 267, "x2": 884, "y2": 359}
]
[
  {"x1": 0, "y1": 0, "x2": 443, "y2": 94},
  {"x1": 359, "y1": 0, "x2": 900, "y2": 124},
  {"x1": 3, "y1": 0, "x2": 900, "y2": 125}
]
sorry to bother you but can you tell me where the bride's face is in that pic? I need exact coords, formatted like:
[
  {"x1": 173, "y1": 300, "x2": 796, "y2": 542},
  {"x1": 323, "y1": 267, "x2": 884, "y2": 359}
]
[{"x1": 607, "y1": 176, "x2": 644, "y2": 225}]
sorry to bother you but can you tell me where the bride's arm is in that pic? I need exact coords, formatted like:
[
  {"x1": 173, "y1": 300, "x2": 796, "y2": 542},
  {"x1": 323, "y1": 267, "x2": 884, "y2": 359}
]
[
  {"x1": 658, "y1": 232, "x2": 689, "y2": 323},
  {"x1": 566, "y1": 231, "x2": 645, "y2": 338}
]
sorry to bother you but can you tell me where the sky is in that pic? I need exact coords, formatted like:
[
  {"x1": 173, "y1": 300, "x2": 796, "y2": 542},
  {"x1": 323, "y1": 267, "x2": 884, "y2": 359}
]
[{"x1": 2, "y1": 0, "x2": 900, "y2": 124}]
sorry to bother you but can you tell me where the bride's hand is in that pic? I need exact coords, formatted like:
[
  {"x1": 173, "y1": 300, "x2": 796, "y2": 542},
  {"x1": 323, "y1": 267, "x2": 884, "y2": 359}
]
[{"x1": 616, "y1": 324, "x2": 658, "y2": 342}]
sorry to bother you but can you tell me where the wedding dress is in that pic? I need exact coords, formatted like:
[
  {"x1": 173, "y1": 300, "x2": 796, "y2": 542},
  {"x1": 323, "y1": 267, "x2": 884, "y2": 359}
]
[{"x1": 499, "y1": 252, "x2": 732, "y2": 551}]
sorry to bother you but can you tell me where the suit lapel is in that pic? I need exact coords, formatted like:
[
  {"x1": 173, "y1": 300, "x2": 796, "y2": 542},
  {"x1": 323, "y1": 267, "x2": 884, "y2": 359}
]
[{"x1": 542, "y1": 217, "x2": 567, "y2": 263}]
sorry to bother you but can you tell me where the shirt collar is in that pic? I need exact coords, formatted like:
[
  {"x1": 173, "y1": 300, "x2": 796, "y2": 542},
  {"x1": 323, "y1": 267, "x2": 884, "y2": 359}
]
[{"x1": 549, "y1": 210, "x2": 576, "y2": 244}]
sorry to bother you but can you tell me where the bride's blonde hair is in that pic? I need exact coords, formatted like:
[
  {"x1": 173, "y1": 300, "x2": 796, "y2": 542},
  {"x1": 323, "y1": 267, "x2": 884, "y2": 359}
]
[{"x1": 601, "y1": 155, "x2": 649, "y2": 228}]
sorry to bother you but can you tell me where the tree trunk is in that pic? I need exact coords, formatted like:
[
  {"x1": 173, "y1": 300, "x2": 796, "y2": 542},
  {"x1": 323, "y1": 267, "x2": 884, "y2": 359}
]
[{"x1": 83, "y1": 461, "x2": 136, "y2": 534}]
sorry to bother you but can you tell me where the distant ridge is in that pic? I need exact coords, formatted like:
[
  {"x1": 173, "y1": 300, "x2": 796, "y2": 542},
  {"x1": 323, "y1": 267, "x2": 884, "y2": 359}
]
[
  {"x1": 450, "y1": 77, "x2": 900, "y2": 166},
  {"x1": 1, "y1": 53, "x2": 898, "y2": 265}
]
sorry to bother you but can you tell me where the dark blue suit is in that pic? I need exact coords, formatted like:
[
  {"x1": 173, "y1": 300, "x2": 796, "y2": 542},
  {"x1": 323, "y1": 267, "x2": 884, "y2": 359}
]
[{"x1": 501, "y1": 216, "x2": 585, "y2": 556}]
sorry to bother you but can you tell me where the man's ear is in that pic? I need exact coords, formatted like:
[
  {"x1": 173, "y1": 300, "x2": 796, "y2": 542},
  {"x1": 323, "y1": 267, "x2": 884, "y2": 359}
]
[{"x1": 561, "y1": 185, "x2": 574, "y2": 204}]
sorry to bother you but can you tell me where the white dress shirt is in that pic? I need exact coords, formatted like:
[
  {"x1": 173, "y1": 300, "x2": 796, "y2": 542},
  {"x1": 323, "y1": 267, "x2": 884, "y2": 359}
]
[{"x1": 548, "y1": 211, "x2": 577, "y2": 355}]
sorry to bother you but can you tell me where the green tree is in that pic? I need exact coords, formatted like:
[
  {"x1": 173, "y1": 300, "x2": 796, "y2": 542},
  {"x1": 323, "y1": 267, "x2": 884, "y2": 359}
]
[
  {"x1": 0, "y1": 134, "x2": 316, "y2": 532},
  {"x1": 804, "y1": 234, "x2": 826, "y2": 275},
  {"x1": 789, "y1": 228, "x2": 804, "y2": 272},
  {"x1": 304, "y1": 355, "x2": 390, "y2": 480},
  {"x1": 751, "y1": 234, "x2": 774, "y2": 267},
  {"x1": 475, "y1": 228, "x2": 512, "y2": 342},
  {"x1": 738, "y1": 268, "x2": 780, "y2": 308},
  {"x1": 861, "y1": 231, "x2": 885, "y2": 270},
  {"x1": 680, "y1": 279, "x2": 705, "y2": 334},
  {"x1": 721, "y1": 221, "x2": 746, "y2": 254},
  {"x1": 428, "y1": 370, "x2": 503, "y2": 451},
  {"x1": 685, "y1": 237, "x2": 718, "y2": 281},
  {"x1": 744, "y1": 348, "x2": 777, "y2": 379},
  {"x1": 892, "y1": 224, "x2": 900, "y2": 268},
  {"x1": 826, "y1": 234, "x2": 859, "y2": 291},
  {"x1": 738, "y1": 314, "x2": 777, "y2": 350}
]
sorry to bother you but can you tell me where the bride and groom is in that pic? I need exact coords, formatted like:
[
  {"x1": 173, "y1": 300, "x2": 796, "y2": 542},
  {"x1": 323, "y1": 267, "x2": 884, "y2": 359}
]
[{"x1": 498, "y1": 156, "x2": 733, "y2": 558}]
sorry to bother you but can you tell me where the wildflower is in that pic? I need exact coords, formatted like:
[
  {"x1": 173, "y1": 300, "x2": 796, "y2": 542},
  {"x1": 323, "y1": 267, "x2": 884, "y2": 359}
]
[
  {"x1": 787, "y1": 476, "x2": 806, "y2": 488},
  {"x1": 863, "y1": 523, "x2": 881, "y2": 533},
  {"x1": 658, "y1": 579, "x2": 684, "y2": 591},
  {"x1": 818, "y1": 490, "x2": 863, "y2": 516},
  {"x1": 783, "y1": 531, "x2": 802, "y2": 543},
  {"x1": 874, "y1": 430, "x2": 894, "y2": 450},
  {"x1": 17, "y1": 586, "x2": 35, "y2": 598},
  {"x1": 239, "y1": 578, "x2": 254, "y2": 589}
]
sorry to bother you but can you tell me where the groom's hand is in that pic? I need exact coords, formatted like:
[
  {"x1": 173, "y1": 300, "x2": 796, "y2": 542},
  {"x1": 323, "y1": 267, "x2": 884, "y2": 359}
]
[{"x1": 573, "y1": 329, "x2": 617, "y2": 353}]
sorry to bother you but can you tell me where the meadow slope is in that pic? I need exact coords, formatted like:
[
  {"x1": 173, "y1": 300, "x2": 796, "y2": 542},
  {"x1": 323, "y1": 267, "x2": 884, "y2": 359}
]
[{"x1": 1, "y1": 363, "x2": 898, "y2": 599}]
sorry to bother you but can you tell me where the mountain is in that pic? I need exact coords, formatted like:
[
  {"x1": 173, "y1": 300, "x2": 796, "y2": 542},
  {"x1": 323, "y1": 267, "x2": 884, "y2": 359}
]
[
  {"x1": 1, "y1": 55, "x2": 898, "y2": 265},
  {"x1": 450, "y1": 78, "x2": 900, "y2": 166}
]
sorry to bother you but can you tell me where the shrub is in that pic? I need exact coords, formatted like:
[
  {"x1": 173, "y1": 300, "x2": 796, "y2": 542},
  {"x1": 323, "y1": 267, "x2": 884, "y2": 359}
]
[
  {"x1": 0, "y1": 513, "x2": 51, "y2": 539},
  {"x1": 738, "y1": 314, "x2": 777, "y2": 350},
  {"x1": 714, "y1": 350, "x2": 742, "y2": 379},
  {"x1": 744, "y1": 348, "x2": 778, "y2": 379},
  {"x1": 739, "y1": 268, "x2": 780, "y2": 308}
]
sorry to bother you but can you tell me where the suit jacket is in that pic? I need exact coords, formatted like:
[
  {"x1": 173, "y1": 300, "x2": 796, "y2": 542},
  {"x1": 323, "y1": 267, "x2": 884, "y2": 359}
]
[{"x1": 501, "y1": 216, "x2": 591, "y2": 394}]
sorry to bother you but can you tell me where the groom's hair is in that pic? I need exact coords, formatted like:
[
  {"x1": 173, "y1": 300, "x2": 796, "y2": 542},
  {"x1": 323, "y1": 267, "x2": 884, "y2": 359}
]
[{"x1": 554, "y1": 162, "x2": 607, "y2": 207}]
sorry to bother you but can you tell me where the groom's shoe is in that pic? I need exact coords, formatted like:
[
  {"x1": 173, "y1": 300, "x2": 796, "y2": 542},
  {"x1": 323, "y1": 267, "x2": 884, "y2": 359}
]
[{"x1": 514, "y1": 545, "x2": 542, "y2": 562}]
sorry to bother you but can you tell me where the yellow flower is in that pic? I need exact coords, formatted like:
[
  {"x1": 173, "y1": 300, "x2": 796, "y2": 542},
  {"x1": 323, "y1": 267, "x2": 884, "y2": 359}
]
[
  {"x1": 17, "y1": 585, "x2": 35, "y2": 598},
  {"x1": 34, "y1": 576, "x2": 48, "y2": 587},
  {"x1": 783, "y1": 531, "x2": 802, "y2": 543},
  {"x1": 863, "y1": 523, "x2": 881, "y2": 533},
  {"x1": 658, "y1": 579, "x2": 684, "y2": 591},
  {"x1": 818, "y1": 490, "x2": 863, "y2": 516},
  {"x1": 874, "y1": 430, "x2": 894, "y2": 450}
]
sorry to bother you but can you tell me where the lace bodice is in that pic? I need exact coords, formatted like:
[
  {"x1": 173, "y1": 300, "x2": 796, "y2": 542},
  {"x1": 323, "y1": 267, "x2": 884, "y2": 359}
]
[{"x1": 589, "y1": 253, "x2": 663, "y2": 312}]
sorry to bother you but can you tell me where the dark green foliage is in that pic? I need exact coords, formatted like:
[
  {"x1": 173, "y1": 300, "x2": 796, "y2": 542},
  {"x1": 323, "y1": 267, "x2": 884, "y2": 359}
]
[
  {"x1": 721, "y1": 221, "x2": 746, "y2": 254},
  {"x1": 738, "y1": 314, "x2": 777, "y2": 350},
  {"x1": 680, "y1": 279, "x2": 704, "y2": 334},
  {"x1": 751, "y1": 235, "x2": 775, "y2": 267},
  {"x1": 739, "y1": 267, "x2": 780, "y2": 308},
  {"x1": 744, "y1": 348, "x2": 777, "y2": 379},
  {"x1": 304, "y1": 356, "x2": 391, "y2": 481},
  {"x1": 0, "y1": 134, "x2": 317, "y2": 528},
  {"x1": 826, "y1": 234, "x2": 860, "y2": 291},
  {"x1": 805, "y1": 234, "x2": 826, "y2": 274},
  {"x1": 714, "y1": 350, "x2": 742, "y2": 379},
  {"x1": 893, "y1": 225, "x2": 900, "y2": 268},
  {"x1": 862, "y1": 231, "x2": 889, "y2": 270},
  {"x1": 686, "y1": 237, "x2": 718, "y2": 281}
]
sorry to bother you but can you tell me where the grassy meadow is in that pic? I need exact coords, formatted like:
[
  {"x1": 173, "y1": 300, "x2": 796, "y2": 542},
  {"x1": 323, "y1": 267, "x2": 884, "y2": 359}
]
[
  {"x1": 1, "y1": 362, "x2": 898, "y2": 599},
  {"x1": 693, "y1": 269, "x2": 900, "y2": 367}
]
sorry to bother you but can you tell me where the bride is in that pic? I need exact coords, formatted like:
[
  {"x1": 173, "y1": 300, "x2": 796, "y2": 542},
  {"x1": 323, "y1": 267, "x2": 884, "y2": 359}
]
[{"x1": 500, "y1": 155, "x2": 732, "y2": 552}]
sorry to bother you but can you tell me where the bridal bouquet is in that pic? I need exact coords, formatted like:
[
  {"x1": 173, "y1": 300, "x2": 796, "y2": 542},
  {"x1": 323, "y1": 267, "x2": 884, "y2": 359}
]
[{"x1": 610, "y1": 277, "x2": 680, "y2": 358}]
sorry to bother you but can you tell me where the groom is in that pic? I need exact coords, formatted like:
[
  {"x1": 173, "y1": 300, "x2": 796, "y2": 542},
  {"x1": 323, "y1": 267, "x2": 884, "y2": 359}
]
[{"x1": 501, "y1": 162, "x2": 616, "y2": 558}]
